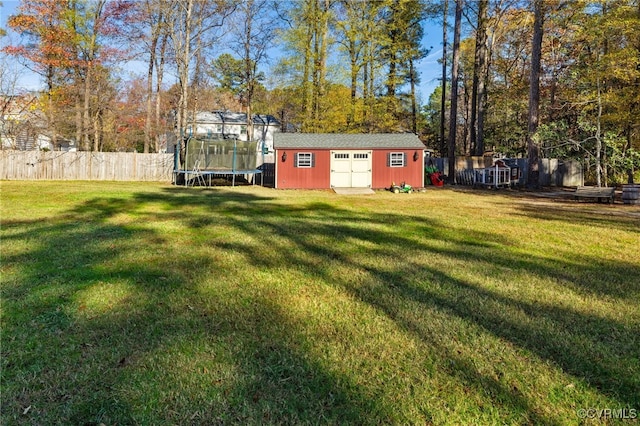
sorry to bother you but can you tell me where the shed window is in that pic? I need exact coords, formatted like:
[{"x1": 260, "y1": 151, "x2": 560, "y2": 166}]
[
  {"x1": 295, "y1": 152, "x2": 315, "y2": 168},
  {"x1": 388, "y1": 152, "x2": 406, "y2": 167}
]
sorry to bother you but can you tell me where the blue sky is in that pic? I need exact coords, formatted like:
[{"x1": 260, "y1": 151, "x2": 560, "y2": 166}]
[{"x1": 1, "y1": 0, "x2": 444, "y2": 99}]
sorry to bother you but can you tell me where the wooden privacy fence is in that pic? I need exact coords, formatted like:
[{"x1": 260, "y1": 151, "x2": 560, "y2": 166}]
[
  {"x1": 0, "y1": 151, "x2": 174, "y2": 181},
  {"x1": 431, "y1": 156, "x2": 584, "y2": 187}
]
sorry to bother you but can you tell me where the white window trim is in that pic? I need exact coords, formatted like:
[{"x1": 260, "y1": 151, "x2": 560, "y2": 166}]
[
  {"x1": 389, "y1": 152, "x2": 405, "y2": 167},
  {"x1": 296, "y1": 152, "x2": 313, "y2": 168}
]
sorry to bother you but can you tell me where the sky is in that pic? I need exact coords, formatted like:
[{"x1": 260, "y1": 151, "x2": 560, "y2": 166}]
[{"x1": 1, "y1": 0, "x2": 445, "y2": 100}]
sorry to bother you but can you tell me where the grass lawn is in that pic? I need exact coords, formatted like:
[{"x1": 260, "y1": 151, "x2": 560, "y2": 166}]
[{"x1": 1, "y1": 181, "x2": 639, "y2": 425}]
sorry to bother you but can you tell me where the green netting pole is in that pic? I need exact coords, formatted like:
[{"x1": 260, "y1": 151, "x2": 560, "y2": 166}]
[
  {"x1": 174, "y1": 134, "x2": 180, "y2": 184},
  {"x1": 232, "y1": 139, "x2": 237, "y2": 187},
  {"x1": 176, "y1": 128, "x2": 182, "y2": 186}
]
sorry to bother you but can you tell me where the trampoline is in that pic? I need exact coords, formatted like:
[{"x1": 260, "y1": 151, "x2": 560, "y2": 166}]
[{"x1": 173, "y1": 136, "x2": 264, "y2": 187}]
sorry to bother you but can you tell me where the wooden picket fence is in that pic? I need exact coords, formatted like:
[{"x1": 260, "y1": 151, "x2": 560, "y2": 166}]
[{"x1": 0, "y1": 151, "x2": 174, "y2": 182}]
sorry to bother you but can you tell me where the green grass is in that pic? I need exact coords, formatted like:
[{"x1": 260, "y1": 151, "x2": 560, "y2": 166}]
[{"x1": 1, "y1": 181, "x2": 639, "y2": 425}]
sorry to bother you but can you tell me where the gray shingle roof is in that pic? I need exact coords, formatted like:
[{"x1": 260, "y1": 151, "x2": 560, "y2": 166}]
[
  {"x1": 274, "y1": 133, "x2": 425, "y2": 149},
  {"x1": 194, "y1": 111, "x2": 279, "y2": 126}
]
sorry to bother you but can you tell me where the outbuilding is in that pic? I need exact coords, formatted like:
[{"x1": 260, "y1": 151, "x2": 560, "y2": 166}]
[{"x1": 274, "y1": 133, "x2": 426, "y2": 190}]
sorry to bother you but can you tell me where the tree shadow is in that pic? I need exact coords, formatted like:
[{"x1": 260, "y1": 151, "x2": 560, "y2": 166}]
[
  {"x1": 512, "y1": 199, "x2": 640, "y2": 234},
  {"x1": 2, "y1": 189, "x2": 396, "y2": 424},
  {"x1": 2, "y1": 186, "x2": 639, "y2": 424}
]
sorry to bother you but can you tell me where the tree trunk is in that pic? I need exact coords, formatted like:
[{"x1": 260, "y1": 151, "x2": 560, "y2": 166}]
[
  {"x1": 155, "y1": 33, "x2": 167, "y2": 152},
  {"x1": 93, "y1": 111, "x2": 101, "y2": 152},
  {"x1": 596, "y1": 77, "x2": 603, "y2": 187},
  {"x1": 362, "y1": 39, "x2": 369, "y2": 130},
  {"x1": 318, "y1": 0, "x2": 329, "y2": 121},
  {"x1": 84, "y1": 65, "x2": 93, "y2": 151},
  {"x1": 625, "y1": 126, "x2": 634, "y2": 184},
  {"x1": 409, "y1": 58, "x2": 417, "y2": 134},
  {"x1": 191, "y1": 34, "x2": 203, "y2": 138},
  {"x1": 145, "y1": 0, "x2": 166, "y2": 153},
  {"x1": 145, "y1": 35, "x2": 157, "y2": 154},
  {"x1": 75, "y1": 89, "x2": 82, "y2": 150},
  {"x1": 302, "y1": 8, "x2": 313, "y2": 131},
  {"x1": 471, "y1": 0, "x2": 487, "y2": 156},
  {"x1": 349, "y1": 39, "x2": 357, "y2": 129},
  {"x1": 527, "y1": 0, "x2": 544, "y2": 188},
  {"x1": 448, "y1": 0, "x2": 463, "y2": 183},
  {"x1": 387, "y1": 53, "x2": 397, "y2": 98},
  {"x1": 46, "y1": 65, "x2": 57, "y2": 149},
  {"x1": 368, "y1": 59, "x2": 375, "y2": 132},
  {"x1": 439, "y1": 0, "x2": 448, "y2": 157},
  {"x1": 84, "y1": 1, "x2": 105, "y2": 152},
  {"x1": 244, "y1": 0, "x2": 254, "y2": 142},
  {"x1": 477, "y1": 49, "x2": 488, "y2": 156},
  {"x1": 311, "y1": 0, "x2": 320, "y2": 127},
  {"x1": 171, "y1": 0, "x2": 194, "y2": 142},
  {"x1": 310, "y1": 0, "x2": 329, "y2": 129},
  {"x1": 463, "y1": 80, "x2": 471, "y2": 155}
]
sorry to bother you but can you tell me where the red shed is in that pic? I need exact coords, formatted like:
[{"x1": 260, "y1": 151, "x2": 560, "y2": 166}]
[{"x1": 274, "y1": 133, "x2": 426, "y2": 190}]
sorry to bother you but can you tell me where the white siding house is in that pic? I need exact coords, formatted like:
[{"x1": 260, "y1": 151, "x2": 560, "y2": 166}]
[{"x1": 189, "y1": 111, "x2": 280, "y2": 153}]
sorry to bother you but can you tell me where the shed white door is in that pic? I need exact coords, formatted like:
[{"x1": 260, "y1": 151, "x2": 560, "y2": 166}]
[{"x1": 330, "y1": 150, "x2": 372, "y2": 188}]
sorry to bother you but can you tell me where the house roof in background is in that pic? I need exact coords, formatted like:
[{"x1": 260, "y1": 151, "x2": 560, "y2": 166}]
[
  {"x1": 274, "y1": 133, "x2": 425, "y2": 149},
  {"x1": 194, "y1": 111, "x2": 279, "y2": 126}
]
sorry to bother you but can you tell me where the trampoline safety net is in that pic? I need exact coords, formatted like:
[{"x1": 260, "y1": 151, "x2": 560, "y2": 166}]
[{"x1": 184, "y1": 138, "x2": 258, "y2": 172}]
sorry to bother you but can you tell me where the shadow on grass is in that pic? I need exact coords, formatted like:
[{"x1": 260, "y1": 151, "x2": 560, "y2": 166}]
[
  {"x1": 2, "y1": 189, "x2": 394, "y2": 424},
  {"x1": 513, "y1": 201, "x2": 640, "y2": 234},
  {"x1": 460, "y1": 187, "x2": 640, "y2": 234},
  {"x1": 207, "y1": 194, "x2": 638, "y2": 408},
  {"x1": 2, "y1": 186, "x2": 639, "y2": 424}
]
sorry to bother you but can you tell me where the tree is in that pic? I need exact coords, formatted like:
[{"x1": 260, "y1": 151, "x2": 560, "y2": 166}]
[
  {"x1": 226, "y1": 0, "x2": 277, "y2": 142},
  {"x1": 448, "y1": 0, "x2": 463, "y2": 183},
  {"x1": 470, "y1": 0, "x2": 488, "y2": 156},
  {"x1": 278, "y1": 0, "x2": 430, "y2": 134},
  {"x1": 0, "y1": 53, "x2": 41, "y2": 151},
  {"x1": 334, "y1": 0, "x2": 369, "y2": 130},
  {"x1": 526, "y1": 0, "x2": 543, "y2": 187},
  {"x1": 479, "y1": 5, "x2": 530, "y2": 156},
  {"x1": 404, "y1": 1, "x2": 429, "y2": 134},
  {"x1": 553, "y1": 1, "x2": 640, "y2": 185},
  {"x1": 421, "y1": 84, "x2": 449, "y2": 149},
  {"x1": 115, "y1": 0, "x2": 171, "y2": 153},
  {"x1": 168, "y1": 0, "x2": 234, "y2": 144},
  {"x1": 68, "y1": 0, "x2": 110, "y2": 151},
  {"x1": 210, "y1": 53, "x2": 246, "y2": 92},
  {"x1": 4, "y1": 0, "x2": 76, "y2": 149},
  {"x1": 0, "y1": 1, "x2": 6, "y2": 38},
  {"x1": 209, "y1": 53, "x2": 267, "y2": 114},
  {"x1": 381, "y1": 0, "x2": 427, "y2": 129},
  {"x1": 440, "y1": 0, "x2": 448, "y2": 156},
  {"x1": 277, "y1": 0, "x2": 344, "y2": 132}
]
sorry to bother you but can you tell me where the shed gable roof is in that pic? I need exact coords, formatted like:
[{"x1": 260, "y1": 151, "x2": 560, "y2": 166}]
[{"x1": 274, "y1": 133, "x2": 425, "y2": 149}]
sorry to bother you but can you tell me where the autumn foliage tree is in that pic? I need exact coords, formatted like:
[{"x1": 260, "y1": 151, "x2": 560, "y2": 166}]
[
  {"x1": 2, "y1": 0, "x2": 638, "y2": 183},
  {"x1": 440, "y1": 0, "x2": 639, "y2": 184},
  {"x1": 4, "y1": 0, "x2": 76, "y2": 149},
  {"x1": 5, "y1": 0, "x2": 132, "y2": 151}
]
